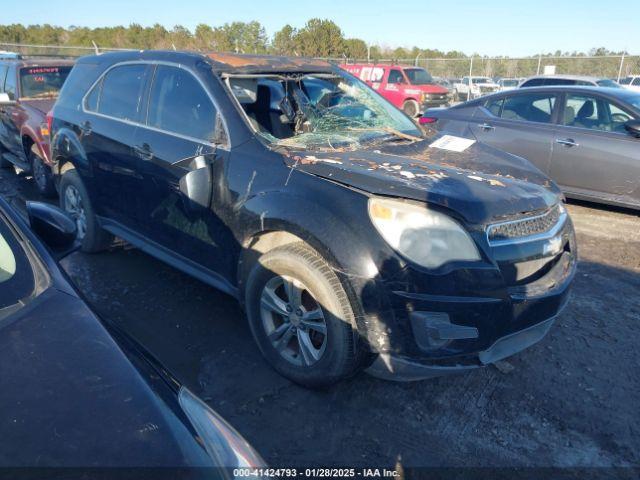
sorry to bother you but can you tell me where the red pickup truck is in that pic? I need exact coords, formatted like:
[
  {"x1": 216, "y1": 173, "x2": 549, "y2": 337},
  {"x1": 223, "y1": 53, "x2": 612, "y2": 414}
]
[
  {"x1": 340, "y1": 64, "x2": 451, "y2": 117},
  {"x1": 0, "y1": 59, "x2": 74, "y2": 196}
]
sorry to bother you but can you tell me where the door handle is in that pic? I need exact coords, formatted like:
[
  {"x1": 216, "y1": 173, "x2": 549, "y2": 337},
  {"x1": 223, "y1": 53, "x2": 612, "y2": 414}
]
[
  {"x1": 79, "y1": 121, "x2": 92, "y2": 136},
  {"x1": 477, "y1": 123, "x2": 495, "y2": 131},
  {"x1": 556, "y1": 138, "x2": 579, "y2": 147},
  {"x1": 133, "y1": 144, "x2": 153, "y2": 161}
]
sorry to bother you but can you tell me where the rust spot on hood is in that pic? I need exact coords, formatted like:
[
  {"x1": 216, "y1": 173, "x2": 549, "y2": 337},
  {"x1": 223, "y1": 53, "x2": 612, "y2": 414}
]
[{"x1": 207, "y1": 53, "x2": 333, "y2": 73}]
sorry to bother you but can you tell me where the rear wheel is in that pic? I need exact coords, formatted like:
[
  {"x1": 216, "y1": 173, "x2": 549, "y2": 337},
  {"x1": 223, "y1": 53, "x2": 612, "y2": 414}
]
[
  {"x1": 402, "y1": 99, "x2": 420, "y2": 118},
  {"x1": 59, "y1": 169, "x2": 113, "y2": 253},
  {"x1": 30, "y1": 150, "x2": 56, "y2": 197},
  {"x1": 245, "y1": 242, "x2": 366, "y2": 388}
]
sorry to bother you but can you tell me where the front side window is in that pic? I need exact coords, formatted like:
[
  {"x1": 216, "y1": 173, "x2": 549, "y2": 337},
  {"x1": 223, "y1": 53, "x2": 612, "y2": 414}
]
[
  {"x1": 500, "y1": 93, "x2": 556, "y2": 123},
  {"x1": 0, "y1": 65, "x2": 7, "y2": 93},
  {"x1": 3, "y1": 65, "x2": 17, "y2": 100},
  {"x1": 404, "y1": 68, "x2": 434, "y2": 85},
  {"x1": 19, "y1": 66, "x2": 72, "y2": 99},
  {"x1": 387, "y1": 70, "x2": 405, "y2": 84},
  {"x1": 564, "y1": 94, "x2": 636, "y2": 133},
  {"x1": 596, "y1": 79, "x2": 621, "y2": 88},
  {"x1": 97, "y1": 64, "x2": 149, "y2": 122},
  {"x1": 632, "y1": 78, "x2": 640, "y2": 86},
  {"x1": 147, "y1": 65, "x2": 216, "y2": 141}
]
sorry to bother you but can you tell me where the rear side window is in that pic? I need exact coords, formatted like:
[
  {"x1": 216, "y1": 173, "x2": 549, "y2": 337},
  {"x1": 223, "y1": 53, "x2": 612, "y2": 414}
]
[
  {"x1": 500, "y1": 93, "x2": 556, "y2": 123},
  {"x1": 84, "y1": 79, "x2": 101, "y2": 111},
  {"x1": 520, "y1": 78, "x2": 545, "y2": 88},
  {"x1": 147, "y1": 65, "x2": 216, "y2": 141},
  {"x1": 633, "y1": 78, "x2": 640, "y2": 86},
  {"x1": 97, "y1": 64, "x2": 149, "y2": 122},
  {"x1": 485, "y1": 98, "x2": 504, "y2": 116}
]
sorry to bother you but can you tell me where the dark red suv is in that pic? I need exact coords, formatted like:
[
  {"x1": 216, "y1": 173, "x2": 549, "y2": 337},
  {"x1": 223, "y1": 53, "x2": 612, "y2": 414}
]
[{"x1": 0, "y1": 58, "x2": 74, "y2": 195}]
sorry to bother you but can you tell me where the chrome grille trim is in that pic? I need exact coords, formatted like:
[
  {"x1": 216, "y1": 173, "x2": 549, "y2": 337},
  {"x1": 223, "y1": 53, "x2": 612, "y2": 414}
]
[{"x1": 487, "y1": 204, "x2": 567, "y2": 246}]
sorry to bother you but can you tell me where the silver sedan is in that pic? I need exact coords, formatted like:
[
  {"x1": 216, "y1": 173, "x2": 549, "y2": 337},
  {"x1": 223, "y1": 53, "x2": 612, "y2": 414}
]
[{"x1": 424, "y1": 86, "x2": 640, "y2": 210}]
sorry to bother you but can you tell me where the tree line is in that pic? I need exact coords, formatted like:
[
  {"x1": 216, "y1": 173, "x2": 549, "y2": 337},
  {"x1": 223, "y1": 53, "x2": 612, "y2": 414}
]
[{"x1": 0, "y1": 20, "x2": 628, "y2": 61}]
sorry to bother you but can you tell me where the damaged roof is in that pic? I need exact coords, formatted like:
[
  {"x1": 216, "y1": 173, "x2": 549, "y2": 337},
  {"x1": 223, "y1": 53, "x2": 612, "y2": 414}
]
[{"x1": 207, "y1": 52, "x2": 335, "y2": 74}]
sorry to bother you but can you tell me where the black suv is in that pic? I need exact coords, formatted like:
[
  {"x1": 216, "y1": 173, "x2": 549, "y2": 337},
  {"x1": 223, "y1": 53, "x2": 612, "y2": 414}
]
[{"x1": 51, "y1": 51, "x2": 577, "y2": 387}]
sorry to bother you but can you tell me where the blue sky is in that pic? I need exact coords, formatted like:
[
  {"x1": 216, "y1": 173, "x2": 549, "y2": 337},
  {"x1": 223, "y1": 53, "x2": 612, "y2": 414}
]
[{"x1": 4, "y1": 0, "x2": 637, "y2": 56}]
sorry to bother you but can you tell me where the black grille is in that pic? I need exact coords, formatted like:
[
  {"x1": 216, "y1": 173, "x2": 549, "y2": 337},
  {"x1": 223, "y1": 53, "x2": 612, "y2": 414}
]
[{"x1": 488, "y1": 204, "x2": 563, "y2": 243}]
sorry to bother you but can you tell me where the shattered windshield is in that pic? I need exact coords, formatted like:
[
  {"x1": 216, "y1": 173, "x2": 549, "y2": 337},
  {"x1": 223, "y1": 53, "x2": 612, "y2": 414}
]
[
  {"x1": 226, "y1": 66, "x2": 422, "y2": 150},
  {"x1": 404, "y1": 68, "x2": 434, "y2": 85}
]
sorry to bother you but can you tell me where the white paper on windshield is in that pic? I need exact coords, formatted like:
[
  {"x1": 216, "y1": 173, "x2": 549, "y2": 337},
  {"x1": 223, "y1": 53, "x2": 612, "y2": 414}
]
[{"x1": 429, "y1": 135, "x2": 476, "y2": 152}]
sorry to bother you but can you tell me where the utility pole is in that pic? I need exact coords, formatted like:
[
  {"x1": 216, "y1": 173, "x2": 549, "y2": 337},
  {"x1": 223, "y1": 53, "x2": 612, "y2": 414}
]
[
  {"x1": 367, "y1": 44, "x2": 371, "y2": 63},
  {"x1": 536, "y1": 54, "x2": 542, "y2": 75},
  {"x1": 415, "y1": 52, "x2": 421, "y2": 67},
  {"x1": 617, "y1": 53, "x2": 626, "y2": 82},
  {"x1": 468, "y1": 56, "x2": 473, "y2": 102}
]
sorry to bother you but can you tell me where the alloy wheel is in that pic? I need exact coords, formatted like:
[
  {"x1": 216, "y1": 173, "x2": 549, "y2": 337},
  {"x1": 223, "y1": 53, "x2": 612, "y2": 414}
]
[
  {"x1": 259, "y1": 275, "x2": 328, "y2": 367},
  {"x1": 32, "y1": 157, "x2": 47, "y2": 191},
  {"x1": 63, "y1": 185, "x2": 87, "y2": 240}
]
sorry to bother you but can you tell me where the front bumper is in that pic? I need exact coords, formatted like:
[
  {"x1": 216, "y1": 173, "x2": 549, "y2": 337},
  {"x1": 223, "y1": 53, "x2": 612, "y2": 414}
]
[
  {"x1": 356, "y1": 213, "x2": 577, "y2": 381},
  {"x1": 420, "y1": 95, "x2": 453, "y2": 110},
  {"x1": 367, "y1": 315, "x2": 558, "y2": 381}
]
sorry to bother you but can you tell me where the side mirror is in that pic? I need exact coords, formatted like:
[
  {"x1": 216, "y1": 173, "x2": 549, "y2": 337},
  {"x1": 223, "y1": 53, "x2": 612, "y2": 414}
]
[
  {"x1": 27, "y1": 201, "x2": 79, "y2": 258},
  {"x1": 0, "y1": 92, "x2": 16, "y2": 106},
  {"x1": 624, "y1": 120, "x2": 640, "y2": 138},
  {"x1": 178, "y1": 155, "x2": 213, "y2": 209}
]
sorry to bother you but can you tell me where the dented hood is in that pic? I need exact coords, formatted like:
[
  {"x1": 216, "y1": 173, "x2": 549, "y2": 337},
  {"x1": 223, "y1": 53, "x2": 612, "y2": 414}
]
[{"x1": 284, "y1": 137, "x2": 561, "y2": 225}]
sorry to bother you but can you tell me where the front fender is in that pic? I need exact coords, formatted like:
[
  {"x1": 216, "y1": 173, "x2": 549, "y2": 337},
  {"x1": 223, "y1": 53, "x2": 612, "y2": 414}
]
[
  {"x1": 19, "y1": 126, "x2": 44, "y2": 160},
  {"x1": 240, "y1": 191, "x2": 375, "y2": 281},
  {"x1": 50, "y1": 128, "x2": 90, "y2": 176},
  {"x1": 238, "y1": 189, "x2": 393, "y2": 344}
]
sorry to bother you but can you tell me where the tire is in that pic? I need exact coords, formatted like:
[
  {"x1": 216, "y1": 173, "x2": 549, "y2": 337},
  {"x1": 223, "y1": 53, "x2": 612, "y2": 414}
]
[
  {"x1": 59, "y1": 169, "x2": 113, "y2": 253},
  {"x1": 245, "y1": 242, "x2": 365, "y2": 388},
  {"x1": 402, "y1": 99, "x2": 420, "y2": 118},
  {"x1": 30, "y1": 150, "x2": 56, "y2": 197}
]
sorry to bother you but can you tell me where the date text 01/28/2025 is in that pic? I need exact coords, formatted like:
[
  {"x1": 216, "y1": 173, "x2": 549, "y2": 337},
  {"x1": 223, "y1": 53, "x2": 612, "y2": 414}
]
[{"x1": 233, "y1": 468, "x2": 400, "y2": 477}]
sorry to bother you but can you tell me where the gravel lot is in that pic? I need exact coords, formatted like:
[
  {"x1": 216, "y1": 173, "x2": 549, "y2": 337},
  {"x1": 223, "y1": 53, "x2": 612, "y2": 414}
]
[{"x1": 1, "y1": 166, "x2": 638, "y2": 472}]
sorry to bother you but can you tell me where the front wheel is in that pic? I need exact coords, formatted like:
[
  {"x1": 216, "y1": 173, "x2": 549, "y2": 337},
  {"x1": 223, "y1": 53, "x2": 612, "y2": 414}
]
[
  {"x1": 30, "y1": 150, "x2": 56, "y2": 197},
  {"x1": 402, "y1": 99, "x2": 420, "y2": 118},
  {"x1": 59, "y1": 169, "x2": 113, "y2": 253},
  {"x1": 245, "y1": 242, "x2": 365, "y2": 388}
]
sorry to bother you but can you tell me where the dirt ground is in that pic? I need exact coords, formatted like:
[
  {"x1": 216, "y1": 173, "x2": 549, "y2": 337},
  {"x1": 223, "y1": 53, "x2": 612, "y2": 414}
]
[{"x1": 1, "y1": 167, "x2": 638, "y2": 472}]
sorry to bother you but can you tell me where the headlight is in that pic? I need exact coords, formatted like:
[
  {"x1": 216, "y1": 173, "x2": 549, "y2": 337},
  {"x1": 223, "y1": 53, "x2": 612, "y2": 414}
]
[
  {"x1": 368, "y1": 198, "x2": 481, "y2": 269},
  {"x1": 179, "y1": 387, "x2": 265, "y2": 468}
]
